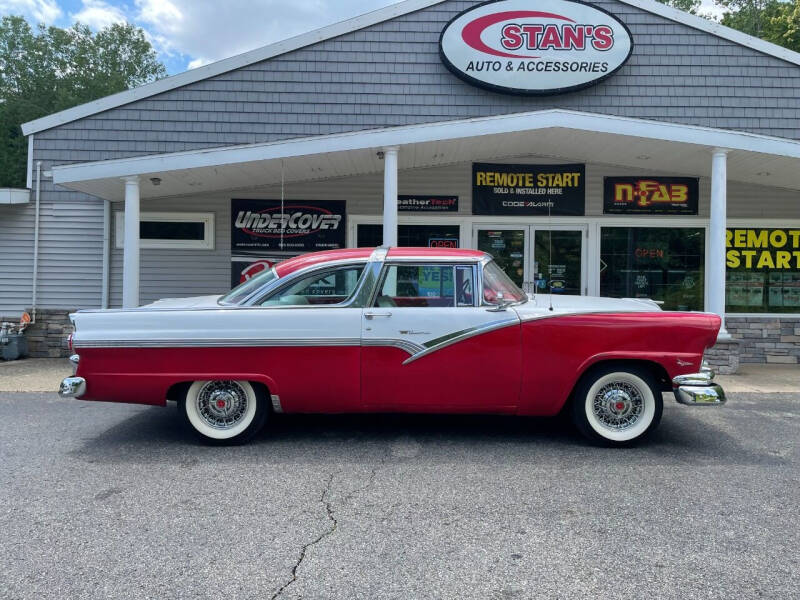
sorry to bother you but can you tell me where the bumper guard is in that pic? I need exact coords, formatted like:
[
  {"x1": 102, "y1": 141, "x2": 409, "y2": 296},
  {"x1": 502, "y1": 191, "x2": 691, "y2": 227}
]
[
  {"x1": 59, "y1": 377, "x2": 86, "y2": 398},
  {"x1": 672, "y1": 371, "x2": 726, "y2": 406}
]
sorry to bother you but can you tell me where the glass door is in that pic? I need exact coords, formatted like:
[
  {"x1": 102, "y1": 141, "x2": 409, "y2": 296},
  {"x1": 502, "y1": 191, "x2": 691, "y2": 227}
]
[{"x1": 475, "y1": 225, "x2": 587, "y2": 296}]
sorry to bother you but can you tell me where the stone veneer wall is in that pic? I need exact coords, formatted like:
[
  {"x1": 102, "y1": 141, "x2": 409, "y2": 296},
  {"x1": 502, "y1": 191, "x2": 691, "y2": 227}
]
[
  {"x1": 726, "y1": 316, "x2": 800, "y2": 365},
  {"x1": 0, "y1": 309, "x2": 74, "y2": 358}
]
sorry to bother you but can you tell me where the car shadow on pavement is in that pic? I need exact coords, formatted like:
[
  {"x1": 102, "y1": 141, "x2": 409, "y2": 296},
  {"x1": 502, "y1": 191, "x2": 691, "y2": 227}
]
[{"x1": 72, "y1": 399, "x2": 780, "y2": 468}]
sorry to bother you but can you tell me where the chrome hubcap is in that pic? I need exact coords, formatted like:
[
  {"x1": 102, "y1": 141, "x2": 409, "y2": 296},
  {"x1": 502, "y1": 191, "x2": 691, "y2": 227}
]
[
  {"x1": 593, "y1": 382, "x2": 644, "y2": 431},
  {"x1": 197, "y1": 381, "x2": 248, "y2": 430}
]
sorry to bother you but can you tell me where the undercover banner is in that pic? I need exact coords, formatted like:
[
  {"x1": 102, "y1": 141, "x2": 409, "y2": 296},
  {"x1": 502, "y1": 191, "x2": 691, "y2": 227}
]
[
  {"x1": 231, "y1": 199, "x2": 346, "y2": 254},
  {"x1": 472, "y1": 163, "x2": 585, "y2": 216}
]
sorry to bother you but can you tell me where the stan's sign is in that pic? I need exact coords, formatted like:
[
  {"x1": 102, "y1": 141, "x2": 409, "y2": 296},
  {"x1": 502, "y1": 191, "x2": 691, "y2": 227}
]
[{"x1": 439, "y1": 0, "x2": 634, "y2": 95}]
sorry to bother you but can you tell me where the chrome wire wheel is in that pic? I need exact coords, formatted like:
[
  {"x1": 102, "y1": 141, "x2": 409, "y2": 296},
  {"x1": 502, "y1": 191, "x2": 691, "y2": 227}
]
[
  {"x1": 592, "y1": 381, "x2": 645, "y2": 432},
  {"x1": 183, "y1": 380, "x2": 260, "y2": 442},
  {"x1": 196, "y1": 381, "x2": 250, "y2": 430},
  {"x1": 579, "y1": 370, "x2": 659, "y2": 444}
]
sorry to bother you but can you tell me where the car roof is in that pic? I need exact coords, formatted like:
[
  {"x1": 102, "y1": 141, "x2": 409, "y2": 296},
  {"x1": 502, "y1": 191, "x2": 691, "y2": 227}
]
[{"x1": 274, "y1": 247, "x2": 487, "y2": 277}]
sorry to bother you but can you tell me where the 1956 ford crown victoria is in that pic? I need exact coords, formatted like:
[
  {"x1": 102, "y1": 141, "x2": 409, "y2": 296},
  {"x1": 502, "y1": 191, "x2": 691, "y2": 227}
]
[{"x1": 60, "y1": 247, "x2": 725, "y2": 445}]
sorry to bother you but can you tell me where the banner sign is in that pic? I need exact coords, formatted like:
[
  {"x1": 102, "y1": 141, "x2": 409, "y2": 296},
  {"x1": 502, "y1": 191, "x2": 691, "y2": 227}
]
[
  {"x1": 231, "y1": 199, "x2": 346, "y2": 254},
  {"x1": 398, "y1": 195, "x2": 459, "y2": 212},
  {"x1": 604, "y1": 177, "x2": 699, "y2": 215},
  {"x1": 439, "y1": 0, "x2": 634, "y2": 95},
  {"x1": 472, "y1": 163, "x2": 585, "y2": 215},
  {"x1": 230, "y1": 256, "x2": 283, "y2": 289},
  {"x1": 727, "y1": 229, "x2": 800, "y2": 270}
]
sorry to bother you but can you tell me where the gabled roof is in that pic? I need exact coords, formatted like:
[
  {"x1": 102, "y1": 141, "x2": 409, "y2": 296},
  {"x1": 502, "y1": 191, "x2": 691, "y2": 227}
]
[{"x1": 21, "y1": 0, "x2": 800, "y2": 136}]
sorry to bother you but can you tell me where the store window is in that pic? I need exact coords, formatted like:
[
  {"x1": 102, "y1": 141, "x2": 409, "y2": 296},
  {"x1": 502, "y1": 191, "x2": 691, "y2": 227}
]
[
  {"x1": 600, "y1": 227, "x2": 705, "y2": 311},
  {"x1": 116, "y1": 212, "x2": 215, "y2": 250},
  {"x1": 357, "y1": 224, "x2": 460, "y2": 248},
  {"x1": 726, "y1": 228, "x2": 800, "y2": 313}
]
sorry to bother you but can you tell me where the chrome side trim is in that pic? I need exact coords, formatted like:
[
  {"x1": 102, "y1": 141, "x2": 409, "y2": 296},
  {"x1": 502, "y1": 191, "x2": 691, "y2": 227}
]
[
  {"x1": 402, "y1": 318, "x2": 519, "y2": 365},
  {"x1": 516, "y1": 309, "x2": 660, "y2": 323},
  {"x1": 362, "y1": 338, "x2": 424, "y2": 356},
  {"x1": 73, "y1": 337, "x2": 362, "y2": 349},
  {"x1": 271, "y1": 394, "x2": 283, "y2": 413}
]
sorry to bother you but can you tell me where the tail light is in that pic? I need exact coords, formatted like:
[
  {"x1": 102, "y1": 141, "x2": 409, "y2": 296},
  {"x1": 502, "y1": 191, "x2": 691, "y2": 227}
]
[{"x1": 67, "y1": 333, "x2": 74, "y2": 353}]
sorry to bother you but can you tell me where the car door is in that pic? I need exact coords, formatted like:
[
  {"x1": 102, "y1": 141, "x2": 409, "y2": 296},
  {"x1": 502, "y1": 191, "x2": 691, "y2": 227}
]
[
  {"x1": 251, "y1": 263, "x2": 366, "y2": 413},
  {"x1": 361, "y1": 262, "x2": 522, "y2": 413}
]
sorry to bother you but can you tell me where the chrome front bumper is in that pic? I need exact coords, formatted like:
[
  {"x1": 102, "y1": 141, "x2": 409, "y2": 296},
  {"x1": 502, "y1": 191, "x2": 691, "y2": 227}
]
[
  {"x1": 672, "y1": 371, "x2": 726, "y2": 406},
  {"x1": 59, "y1": 376, "x2": 86, "y2": 398}
]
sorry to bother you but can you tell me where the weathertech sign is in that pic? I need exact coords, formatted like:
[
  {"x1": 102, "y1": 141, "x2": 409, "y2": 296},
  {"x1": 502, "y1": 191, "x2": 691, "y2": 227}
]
[
  {"x1": 439, "y1": 0, "x2": 634, "y2": 94},
  {"x1": 231, "y1": 199, "x2": 346, "y2": 253}
]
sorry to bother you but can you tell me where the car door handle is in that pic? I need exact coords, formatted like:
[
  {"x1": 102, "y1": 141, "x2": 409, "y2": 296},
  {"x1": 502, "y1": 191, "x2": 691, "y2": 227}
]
[{"x1": 364, "y1": 312, "x2": 392, "y2": 319}]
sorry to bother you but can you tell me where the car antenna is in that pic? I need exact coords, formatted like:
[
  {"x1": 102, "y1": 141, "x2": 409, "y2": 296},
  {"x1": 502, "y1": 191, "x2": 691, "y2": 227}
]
[
  {"x1": 280, "y1": 159, "x2": 285, "y2": 251},
  {"x1": 548, "y1": 205, "x2": 554, "y2": 312}
]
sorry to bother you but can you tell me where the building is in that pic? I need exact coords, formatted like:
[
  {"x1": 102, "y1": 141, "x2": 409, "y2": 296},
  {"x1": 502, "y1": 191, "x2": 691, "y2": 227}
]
[{"x1": 1, "y1": 0, "x2": 799, "y2": 370}]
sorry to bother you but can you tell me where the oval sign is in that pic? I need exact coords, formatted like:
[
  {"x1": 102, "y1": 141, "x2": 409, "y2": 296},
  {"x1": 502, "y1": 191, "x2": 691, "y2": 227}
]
[{"x1": 439, "y1": 0, "x2": 634, "y2": 95}]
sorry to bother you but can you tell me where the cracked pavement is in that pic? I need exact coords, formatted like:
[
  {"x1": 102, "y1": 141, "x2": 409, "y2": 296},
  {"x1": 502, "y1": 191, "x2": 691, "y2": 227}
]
[{"x1": 1, "y1": 391, "x2": 799, "y2": 599}]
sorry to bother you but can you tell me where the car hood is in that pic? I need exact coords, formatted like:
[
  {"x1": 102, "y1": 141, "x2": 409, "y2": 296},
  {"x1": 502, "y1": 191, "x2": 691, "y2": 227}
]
[
  {"x1": 516, "y1": 294, "x2": 663, "y2": 315},
  {"x1": 142, "y1": 295, "x2": 224, "y2": 309}
]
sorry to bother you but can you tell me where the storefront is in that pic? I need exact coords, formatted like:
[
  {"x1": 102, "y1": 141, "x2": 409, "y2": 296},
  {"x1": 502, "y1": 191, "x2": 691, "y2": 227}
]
[{"x1": 2, "y1": 0, "x2": 800, "y2": 369}]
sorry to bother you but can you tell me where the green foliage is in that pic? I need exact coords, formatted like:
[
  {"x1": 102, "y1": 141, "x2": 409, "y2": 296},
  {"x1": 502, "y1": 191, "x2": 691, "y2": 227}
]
[
  {"x1": 719, "y1": 0, "x2": 800, "y2": 51},
  {"x1": 657, "y1": 0, "x2": 702, "y2": 14},
  {"x1": 0, "y1": 16, "x2": 166, "y2": 188}
]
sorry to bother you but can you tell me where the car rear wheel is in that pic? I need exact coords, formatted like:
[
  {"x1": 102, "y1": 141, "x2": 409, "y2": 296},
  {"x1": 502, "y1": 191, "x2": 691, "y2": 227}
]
[
  {"x1": 572, "y1": 366, "x2": 663, "y2": 446},
  {"x1": 179, "y1": 380, "x2": 267, "y2": 445}
]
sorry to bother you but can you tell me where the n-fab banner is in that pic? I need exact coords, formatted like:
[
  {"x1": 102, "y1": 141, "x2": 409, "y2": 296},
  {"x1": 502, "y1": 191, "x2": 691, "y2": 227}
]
[
  {"x1": 398, "y1": 195, "x2": 459, "y2": 212},
  {"x1": 604, "y1": 177, "x2": 699, "y2": 215},
  {"x1": 231, "y1": 199, "x2": 346, "y2": 254},
  {"x1": 727, "y1": 229, "x2": 800, "y2": 270},
  {"x1": 472, "y1": 163, "x2": 585, "y2": 216}
]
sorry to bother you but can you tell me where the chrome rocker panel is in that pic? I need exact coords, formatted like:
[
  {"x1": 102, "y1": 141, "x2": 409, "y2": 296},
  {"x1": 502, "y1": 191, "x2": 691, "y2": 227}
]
[{"x1": 672, "y1": 372, "x2": 726, "y2": 406}]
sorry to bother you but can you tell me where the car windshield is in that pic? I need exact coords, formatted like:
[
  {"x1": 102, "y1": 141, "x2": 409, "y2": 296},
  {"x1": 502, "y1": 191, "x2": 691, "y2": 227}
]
[
  {"x1": 219, "y1": 268, "x2": 279, "y2": 305},
  {"x1": 483, "y1": 260, "x2": 527, "y2": 305}
]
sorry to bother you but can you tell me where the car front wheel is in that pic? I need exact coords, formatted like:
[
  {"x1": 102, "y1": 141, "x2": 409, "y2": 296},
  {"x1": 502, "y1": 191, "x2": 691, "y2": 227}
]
[
  {"x1": 572, "y1": 366, "x2": 663, "y2": 446},
  {"x1": 179, "y1": 380, "x2": 267, "y2": 445}
]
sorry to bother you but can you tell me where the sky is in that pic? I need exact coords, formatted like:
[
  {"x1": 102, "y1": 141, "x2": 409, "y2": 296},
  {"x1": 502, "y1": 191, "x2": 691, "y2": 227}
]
[{"x1": 1, "y1": 0, "x2": 724, "y2": 75}]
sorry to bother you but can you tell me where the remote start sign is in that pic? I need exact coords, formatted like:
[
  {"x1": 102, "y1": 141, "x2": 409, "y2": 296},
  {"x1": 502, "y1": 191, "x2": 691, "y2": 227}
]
[{"x1": 439, "y1": 0, "x2": 634, "y2": 95}]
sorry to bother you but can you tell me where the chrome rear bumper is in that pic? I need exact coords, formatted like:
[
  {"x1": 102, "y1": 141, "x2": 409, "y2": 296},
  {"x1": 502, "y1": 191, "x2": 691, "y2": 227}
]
[
  {"x1": 59, "y1": 377, "x2": 86, "y2": 398},
  {"x1": 672, "y1": 371, "x2": 726, "y2": 406}
]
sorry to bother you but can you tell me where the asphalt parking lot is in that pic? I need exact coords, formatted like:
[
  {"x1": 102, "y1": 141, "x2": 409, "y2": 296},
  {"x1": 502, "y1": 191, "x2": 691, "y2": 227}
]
[{"x1": 1, "y1": 391, "x2": 798, "y2": 599}]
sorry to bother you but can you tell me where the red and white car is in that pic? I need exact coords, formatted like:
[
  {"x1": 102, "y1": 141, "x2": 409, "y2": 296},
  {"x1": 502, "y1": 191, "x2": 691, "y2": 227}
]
[{"x1": 60, "y1": 247, "x2": 726, "y2": 446}]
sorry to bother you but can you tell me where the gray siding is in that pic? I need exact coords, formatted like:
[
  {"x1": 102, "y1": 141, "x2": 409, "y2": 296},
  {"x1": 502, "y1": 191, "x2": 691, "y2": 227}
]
[{"x1": 4, "y1": 0, "x2": 800, "y2": 311}]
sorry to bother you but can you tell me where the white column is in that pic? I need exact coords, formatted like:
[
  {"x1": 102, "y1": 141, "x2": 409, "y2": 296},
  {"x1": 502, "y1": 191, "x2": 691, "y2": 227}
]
[
  {"x1": 122, "y1": 176, "x2": 141, "y2": 309},
  {"x1": 709, "y1": 149, "x2": 730, "y2": 340},
  {"x1": 382, "y1": 146, "x2": 399, "y2": 247}
]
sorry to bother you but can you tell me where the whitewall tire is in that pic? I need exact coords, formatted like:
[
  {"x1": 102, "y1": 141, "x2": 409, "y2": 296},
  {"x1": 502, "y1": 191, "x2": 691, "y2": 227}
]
[
  {"x1": 179, "y1": 380, "x2": 267, "y2": 445},
  {"x1": 572, "y1": 366, "x2": 663, "y2": 446}
]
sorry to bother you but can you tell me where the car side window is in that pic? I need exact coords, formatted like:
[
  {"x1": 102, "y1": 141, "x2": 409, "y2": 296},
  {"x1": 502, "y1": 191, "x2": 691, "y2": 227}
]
[
  {"x1": 374, "y1": 264, "x2": 475, "y2": 308},
  {"x1": 260, "y1": 266, "x2": 365, "y2": 306}
]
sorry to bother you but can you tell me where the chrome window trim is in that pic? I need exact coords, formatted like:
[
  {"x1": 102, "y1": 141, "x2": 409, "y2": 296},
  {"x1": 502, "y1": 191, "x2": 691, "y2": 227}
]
[
  {"x1": 370, "y1": 261, "x2": 482, "y2": 309},
  {"x1": 248, "y1": 262, "x2": 370, "y2": 308},
  {"x1": 480, "y1": 259, "x2": 529, "y2": 308}
]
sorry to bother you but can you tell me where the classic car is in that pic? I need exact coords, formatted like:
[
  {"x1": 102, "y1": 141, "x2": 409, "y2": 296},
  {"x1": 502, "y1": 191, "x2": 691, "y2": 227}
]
[{"x1": 60, "y1": 247, "x2": 726, "y2": 446}]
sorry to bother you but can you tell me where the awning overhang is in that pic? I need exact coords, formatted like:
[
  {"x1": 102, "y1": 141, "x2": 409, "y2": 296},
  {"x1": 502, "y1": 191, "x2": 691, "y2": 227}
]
[{"x1": 51, "y1": 109, "x2": 800, "y2": 201}]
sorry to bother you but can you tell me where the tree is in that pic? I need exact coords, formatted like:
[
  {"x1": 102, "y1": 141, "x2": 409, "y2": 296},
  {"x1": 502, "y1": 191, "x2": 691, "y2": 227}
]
[
  {"x1": 657, "y1": 0, "x2": 702, "y2": 14},
  {"x1": 0, "y1": 17, "x2": 166, "y2": 188},
  {"x1": 719, "y1": 0, "x2": 800, "y2": 51}
]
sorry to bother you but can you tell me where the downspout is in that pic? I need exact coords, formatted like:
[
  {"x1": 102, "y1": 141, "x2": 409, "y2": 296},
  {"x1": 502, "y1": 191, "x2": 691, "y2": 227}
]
[
  {"x1": 31, "y1": 161, "x2": 42, "y2": 324},
  {"x1": 101, "y1": 199, "x2": 111, "y2": 309}
]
